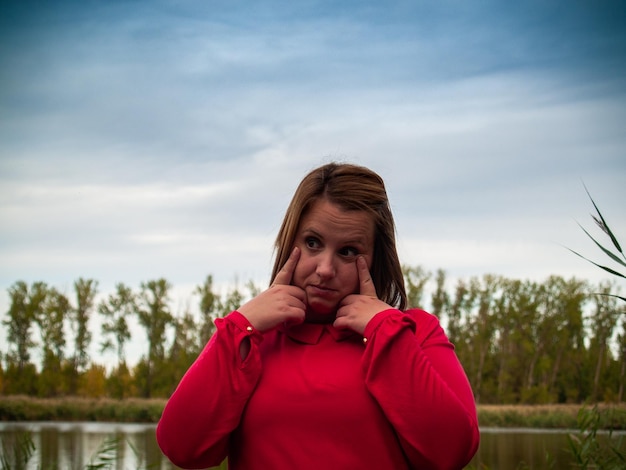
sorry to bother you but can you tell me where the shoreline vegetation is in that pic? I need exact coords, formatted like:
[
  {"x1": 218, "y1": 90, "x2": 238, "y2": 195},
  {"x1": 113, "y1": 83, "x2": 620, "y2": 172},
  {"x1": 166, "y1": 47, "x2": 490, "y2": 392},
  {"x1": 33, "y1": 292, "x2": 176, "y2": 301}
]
[{"x1": 0, "y1": 396, "x2": 625, "y2": 430}]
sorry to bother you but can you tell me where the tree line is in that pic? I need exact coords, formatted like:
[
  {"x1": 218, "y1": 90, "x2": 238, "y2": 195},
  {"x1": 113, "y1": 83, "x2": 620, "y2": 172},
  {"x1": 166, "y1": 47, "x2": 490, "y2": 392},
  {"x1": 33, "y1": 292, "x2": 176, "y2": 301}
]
[{"x1": 1, "y1": 270, "x2": 624, "y2": 404}]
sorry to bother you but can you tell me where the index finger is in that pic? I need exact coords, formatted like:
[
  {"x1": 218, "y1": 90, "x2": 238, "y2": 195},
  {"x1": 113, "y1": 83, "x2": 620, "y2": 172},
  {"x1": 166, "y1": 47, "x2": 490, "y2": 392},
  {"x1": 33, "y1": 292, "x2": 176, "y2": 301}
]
[
  {"x1": 357, "y1": 256, "x2": 378, "y2": 297},
  {"x1": 272, "y1": 247, "x2": 301, "y2": 286}
]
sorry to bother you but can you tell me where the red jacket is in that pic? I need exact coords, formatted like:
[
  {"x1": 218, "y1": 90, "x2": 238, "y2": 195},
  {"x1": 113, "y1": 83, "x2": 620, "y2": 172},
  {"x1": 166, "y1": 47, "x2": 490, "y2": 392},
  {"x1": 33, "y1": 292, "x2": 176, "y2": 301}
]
[{"x1": 157, "y1": 309, "x2": 479, "y2": 469}]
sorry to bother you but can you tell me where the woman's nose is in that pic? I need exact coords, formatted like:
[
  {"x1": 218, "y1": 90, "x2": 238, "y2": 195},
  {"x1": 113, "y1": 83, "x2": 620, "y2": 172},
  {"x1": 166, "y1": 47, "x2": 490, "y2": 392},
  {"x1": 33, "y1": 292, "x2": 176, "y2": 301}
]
[{"x1": 315, "y1": 253, "x2": 335, "y2": 279}]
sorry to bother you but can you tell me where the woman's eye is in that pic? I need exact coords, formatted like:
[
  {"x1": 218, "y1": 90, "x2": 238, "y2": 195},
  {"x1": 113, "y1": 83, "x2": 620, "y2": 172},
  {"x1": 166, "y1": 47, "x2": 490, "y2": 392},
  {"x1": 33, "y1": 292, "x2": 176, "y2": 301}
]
[
  {"x1": 340, "y1": 247, "x2": 359, "y2": 257},
  {"x1": 305, "y1": 237, "x2": 320, "y2": 249}
]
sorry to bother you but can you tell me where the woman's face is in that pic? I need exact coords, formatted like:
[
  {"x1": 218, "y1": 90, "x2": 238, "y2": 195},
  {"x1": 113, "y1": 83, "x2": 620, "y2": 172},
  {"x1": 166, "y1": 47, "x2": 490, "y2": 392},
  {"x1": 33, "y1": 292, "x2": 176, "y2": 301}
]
[{"x1": 291, "y1": 198, "x2": 375, "y2": 321}]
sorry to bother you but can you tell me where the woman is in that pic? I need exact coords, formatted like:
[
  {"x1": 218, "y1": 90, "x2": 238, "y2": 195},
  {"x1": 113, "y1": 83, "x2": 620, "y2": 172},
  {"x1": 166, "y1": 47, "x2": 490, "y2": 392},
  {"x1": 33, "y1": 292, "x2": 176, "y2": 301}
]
[{"x1": 157, "y1": 163, "x2": 480, "y2": 469}]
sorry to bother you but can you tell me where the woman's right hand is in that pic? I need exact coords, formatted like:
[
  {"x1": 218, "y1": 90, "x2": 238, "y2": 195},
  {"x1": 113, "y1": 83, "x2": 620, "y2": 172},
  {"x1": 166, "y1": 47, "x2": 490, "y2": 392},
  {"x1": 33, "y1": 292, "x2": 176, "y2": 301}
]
[{"x1": 238, "y1": 247, "x2": 307, "y2": 332}]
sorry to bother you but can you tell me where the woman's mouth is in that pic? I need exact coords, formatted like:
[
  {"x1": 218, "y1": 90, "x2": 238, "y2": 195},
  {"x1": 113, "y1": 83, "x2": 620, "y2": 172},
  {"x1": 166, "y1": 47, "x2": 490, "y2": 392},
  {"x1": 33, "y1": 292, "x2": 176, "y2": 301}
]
[{"x1": 307, "y1": 284, "x2": 336, "y2": 298}]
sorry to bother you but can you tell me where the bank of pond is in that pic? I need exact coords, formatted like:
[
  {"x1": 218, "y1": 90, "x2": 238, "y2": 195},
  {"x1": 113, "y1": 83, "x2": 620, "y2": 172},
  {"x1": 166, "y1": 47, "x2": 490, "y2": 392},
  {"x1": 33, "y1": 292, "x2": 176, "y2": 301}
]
[{"x1": 1, "y1": 396, "x2": 625, "y2": 430}]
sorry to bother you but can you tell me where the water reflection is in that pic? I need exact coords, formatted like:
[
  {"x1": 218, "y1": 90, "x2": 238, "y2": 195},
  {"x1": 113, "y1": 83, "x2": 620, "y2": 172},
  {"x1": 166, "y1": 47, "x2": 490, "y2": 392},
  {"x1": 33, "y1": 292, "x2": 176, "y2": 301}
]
[
  {"x1": 1, "y1": 423, "x2": 624, "y2": 469},
  {"x1": 472, "y1": 428, "x2": 572, "y2": 468},
  {"x1": 0, "y1": 422, "x2": 178, "y2": 470}
]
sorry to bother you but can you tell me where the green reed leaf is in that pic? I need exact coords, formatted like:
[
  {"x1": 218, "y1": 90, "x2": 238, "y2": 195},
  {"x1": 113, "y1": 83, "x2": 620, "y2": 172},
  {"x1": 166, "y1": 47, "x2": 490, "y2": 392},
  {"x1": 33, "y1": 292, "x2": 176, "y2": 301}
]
[
  {"x1": 86, "y1": 436, "x2": 121, "y2": 470},
  {"x1": 566, "y1": 247, "x2": 626, "y2": 280},
  {"x1": 577, "y1": 223, "x2": 626, "y2": 268},
  {"x1": 584, "y1": 183, "x2": 624, "y2": 256}
]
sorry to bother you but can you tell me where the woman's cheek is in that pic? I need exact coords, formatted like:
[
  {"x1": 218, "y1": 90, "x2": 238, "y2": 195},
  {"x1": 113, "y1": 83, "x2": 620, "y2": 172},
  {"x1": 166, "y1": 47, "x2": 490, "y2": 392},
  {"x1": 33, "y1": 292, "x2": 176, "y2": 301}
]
[
  {"x1": 344, "y1": 264, "x2": 361, "y2": 294},
  {"x1": 291, "y1": 254, "x2": 311, "y2": 288}
]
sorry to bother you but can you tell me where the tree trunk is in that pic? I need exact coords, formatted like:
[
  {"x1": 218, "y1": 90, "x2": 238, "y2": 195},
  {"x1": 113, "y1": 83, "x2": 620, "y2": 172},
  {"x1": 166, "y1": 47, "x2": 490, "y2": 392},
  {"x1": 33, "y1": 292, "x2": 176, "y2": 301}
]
[
  {"x1": 618, "y1": 357, "x2": 625, "y2": 403},
  {"x1": 592, "y1": 343, "x2": 606, "y2": 401}
]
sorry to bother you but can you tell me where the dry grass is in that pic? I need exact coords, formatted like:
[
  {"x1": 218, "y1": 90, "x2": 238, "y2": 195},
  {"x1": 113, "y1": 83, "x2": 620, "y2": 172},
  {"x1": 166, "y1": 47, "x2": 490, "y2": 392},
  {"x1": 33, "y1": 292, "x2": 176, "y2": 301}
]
[
  {"x1": 0, "y1": 395, "x2": 167, "y2": 422},
  {"x1": 477, "y1": 403, "x2": 626, "y2": 429},
  {"x1": 1, "y1": 396, "x2": 625, "y2": 429}
]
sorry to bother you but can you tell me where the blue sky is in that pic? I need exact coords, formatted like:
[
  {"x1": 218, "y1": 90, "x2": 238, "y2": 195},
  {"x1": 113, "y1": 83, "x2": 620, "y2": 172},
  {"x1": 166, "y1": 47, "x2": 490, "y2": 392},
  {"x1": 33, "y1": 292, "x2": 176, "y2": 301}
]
[{"x1": 1, "y1": 1, "x2": 625, "y2": 362}]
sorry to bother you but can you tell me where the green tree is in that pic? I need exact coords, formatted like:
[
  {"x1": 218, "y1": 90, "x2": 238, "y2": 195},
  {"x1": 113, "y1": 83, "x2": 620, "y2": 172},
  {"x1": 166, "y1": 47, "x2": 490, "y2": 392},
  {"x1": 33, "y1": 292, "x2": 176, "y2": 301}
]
[
  {"x1": 195, "y1": 275, "x2": 220, "y2": 347},
  {"x1": 164, "y1": 310, "x2": 199, "y2": 396},
  {"x1": 541, "y1": 276, "x2": 588, "y2": 402},
  {"x1": 2, "y1": 282, "x2": 47, "y2": 395},
  {"x1": 136, "y1": 278, "x2": 174, "y2": 398},
  {"x1": 246, "y1": 280, "x2": 262, "y2": 298},
  {"x1": 68, "y1": 278, "x2": 98, "y2": 394},
  {"x1": 616, "y1": 327, "x2": 626, "y2": 402},
  {"x1": 492, "y1": 279, "x2": 538, "y2": 403},
  {"x1": 403, "y1": 265, "x2": 431, "y2": 309},
  {"x1": 37, "y1": 288, "x2": 70, "y2": 397},
  {"x1": 220, "y1": 284, "x2": 245, "y2": 317},
  {"x1": 588, "y1": 282, "x2": 622, "y2": 401},
  {"x1": 521, "y1": 279, "x2": 561, "y2": 403},
  {"x1": 464, "y1": 274, "x2": 499, "y2": 404},
  {"x1": 446, "y1": 279, "x2": 473, "y2": 349},
  {"x1": 3, "y1": 281, "x2": 47, "y2": 371},
  {"x1": 430, "y1": 269, "x2": 449, "y2": 319},
  {"x1": 99, "y1": 283, "x2": 134, "y2": 366}
]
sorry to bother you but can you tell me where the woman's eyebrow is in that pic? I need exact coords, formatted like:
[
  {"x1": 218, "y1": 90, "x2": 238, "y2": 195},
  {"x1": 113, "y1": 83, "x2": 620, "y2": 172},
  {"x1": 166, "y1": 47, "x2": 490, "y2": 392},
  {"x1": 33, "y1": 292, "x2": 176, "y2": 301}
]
[
  {"x1": 302, "y1": 227, "x2": 368, "y2": 245},
  {"x1": 343, "y1": 237, "x2": 368, "y2": 247},
  {"x1": 301, "y1": 228, "x2": 323, "y2": 237}
]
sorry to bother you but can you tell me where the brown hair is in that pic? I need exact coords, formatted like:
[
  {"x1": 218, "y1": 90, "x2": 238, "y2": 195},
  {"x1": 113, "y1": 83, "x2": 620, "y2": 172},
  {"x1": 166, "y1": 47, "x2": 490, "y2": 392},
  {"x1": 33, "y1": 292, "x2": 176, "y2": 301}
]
[{"x1": 271, "y1": 162, "x2": 407, "y2": 310}]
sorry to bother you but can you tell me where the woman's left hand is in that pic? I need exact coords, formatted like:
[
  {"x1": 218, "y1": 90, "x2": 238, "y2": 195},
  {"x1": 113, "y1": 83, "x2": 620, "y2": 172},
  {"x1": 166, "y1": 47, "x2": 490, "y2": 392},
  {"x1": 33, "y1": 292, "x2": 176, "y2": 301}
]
[{"x1": 334, "y1": 256, "x2": 392, "y2": 335}]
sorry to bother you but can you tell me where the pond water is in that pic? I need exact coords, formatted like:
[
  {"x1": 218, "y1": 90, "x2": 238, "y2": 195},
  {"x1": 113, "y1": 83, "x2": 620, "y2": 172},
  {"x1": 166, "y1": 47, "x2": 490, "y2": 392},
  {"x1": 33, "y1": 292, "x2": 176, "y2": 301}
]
[{"x1": 0, "y1": 422, "x2": 623, "y2": 469}]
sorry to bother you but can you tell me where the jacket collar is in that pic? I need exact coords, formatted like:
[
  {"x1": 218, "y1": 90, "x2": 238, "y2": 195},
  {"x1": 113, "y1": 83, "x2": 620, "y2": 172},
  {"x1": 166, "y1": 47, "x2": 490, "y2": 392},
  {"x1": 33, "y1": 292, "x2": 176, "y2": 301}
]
[{"x1": 278, "y1": 321, "x2": 358, "y2": 344}]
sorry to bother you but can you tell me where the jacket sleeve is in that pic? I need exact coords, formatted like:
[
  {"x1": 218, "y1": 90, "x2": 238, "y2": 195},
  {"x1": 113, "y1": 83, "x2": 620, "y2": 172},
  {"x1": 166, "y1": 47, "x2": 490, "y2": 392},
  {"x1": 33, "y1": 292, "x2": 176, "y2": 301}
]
[
  {"x1": 362, "y1": 308, "x2": 480, "y2": 470},
  {"x1": 156, "y1": 311, "x2": 263, "y2": 469}
]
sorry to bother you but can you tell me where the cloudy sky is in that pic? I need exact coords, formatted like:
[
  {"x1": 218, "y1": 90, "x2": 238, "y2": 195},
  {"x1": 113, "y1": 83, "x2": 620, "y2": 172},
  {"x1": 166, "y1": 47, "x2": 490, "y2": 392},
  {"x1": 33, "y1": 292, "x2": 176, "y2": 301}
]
[{"x1": 1, "y1": 1, "x2": 625, "y2": 361}]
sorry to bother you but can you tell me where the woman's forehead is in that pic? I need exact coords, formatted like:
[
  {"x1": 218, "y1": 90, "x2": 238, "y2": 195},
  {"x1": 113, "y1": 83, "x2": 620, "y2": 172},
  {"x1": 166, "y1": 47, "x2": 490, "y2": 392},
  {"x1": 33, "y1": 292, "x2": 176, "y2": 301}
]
[{"x1": 299, "y1": 199, "x2": 374, "y2": 243}]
